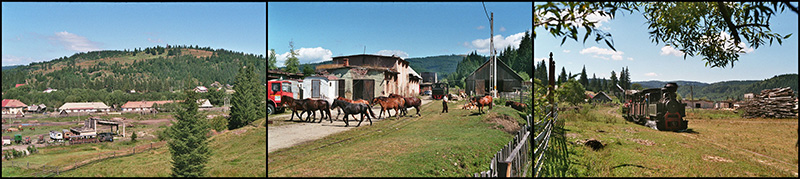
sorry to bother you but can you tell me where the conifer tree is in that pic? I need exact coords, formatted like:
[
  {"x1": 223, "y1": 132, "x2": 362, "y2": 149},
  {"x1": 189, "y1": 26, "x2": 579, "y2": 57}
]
[
  {"x1": 168, "y1": 91, "x2": 210, "y2": 177},
  {"x1": 229, "y1": 62, "x2": 259, "y2": 129}
]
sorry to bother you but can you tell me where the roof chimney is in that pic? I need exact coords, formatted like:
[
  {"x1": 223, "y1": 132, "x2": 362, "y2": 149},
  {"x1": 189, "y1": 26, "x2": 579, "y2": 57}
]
[{"x1": 344, "y1": 58, "x2": 349, "y2": 67}]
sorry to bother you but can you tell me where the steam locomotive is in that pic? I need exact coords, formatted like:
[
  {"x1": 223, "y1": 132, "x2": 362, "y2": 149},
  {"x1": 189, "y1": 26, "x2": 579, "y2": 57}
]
[{"x1": 620, "y1": 82, "x2": 688, "y2": 131}]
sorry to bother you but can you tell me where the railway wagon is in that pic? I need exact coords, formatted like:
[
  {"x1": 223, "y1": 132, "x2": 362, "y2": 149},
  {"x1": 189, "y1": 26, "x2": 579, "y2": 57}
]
[{"x1": 621, "y1": 82, "x2": 688, "y2": 131}]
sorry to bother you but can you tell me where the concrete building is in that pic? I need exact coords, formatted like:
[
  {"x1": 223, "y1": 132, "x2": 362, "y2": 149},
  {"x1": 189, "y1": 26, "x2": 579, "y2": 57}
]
[
  {"x1": 302, "y1": 75, "x2": 339, "y2": 104},
  {"x1": 317, "y1": 54, "x2": 421, "y2": 101},
  {"x1": 683, "y1": 99, "x2": 715, "y2": 109},
  {"x1": 121, "y1": 100, "x2": 179, "y2": 112}
]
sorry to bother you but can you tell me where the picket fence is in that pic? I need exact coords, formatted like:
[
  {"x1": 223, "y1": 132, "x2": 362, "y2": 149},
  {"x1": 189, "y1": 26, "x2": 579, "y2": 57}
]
[{"x1": 473, "y1": 114, "x2": 532, "y2": 177}]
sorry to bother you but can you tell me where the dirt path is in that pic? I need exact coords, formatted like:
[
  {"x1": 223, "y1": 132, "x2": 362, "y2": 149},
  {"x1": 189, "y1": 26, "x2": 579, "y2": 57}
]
[{"x1": 268, "y1": 98, "x2": 433, "y2": 153}]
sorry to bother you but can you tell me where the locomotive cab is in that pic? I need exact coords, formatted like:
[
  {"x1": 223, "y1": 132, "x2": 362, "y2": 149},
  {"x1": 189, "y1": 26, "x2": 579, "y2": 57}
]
[{"x1": 623, "y1": 82, "x2": 688, "y2": 131}]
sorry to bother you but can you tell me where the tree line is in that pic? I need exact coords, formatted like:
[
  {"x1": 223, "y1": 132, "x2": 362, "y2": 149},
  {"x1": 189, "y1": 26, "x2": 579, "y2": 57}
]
[{"x1": 534, "y1": 61, "x2": 636, "y2": 94}]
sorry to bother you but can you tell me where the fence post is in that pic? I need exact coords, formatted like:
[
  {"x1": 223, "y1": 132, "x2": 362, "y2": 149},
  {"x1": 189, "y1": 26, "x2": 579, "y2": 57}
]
[{"x1": 27, "y1": 161, "x2": 29, "y2": 168}]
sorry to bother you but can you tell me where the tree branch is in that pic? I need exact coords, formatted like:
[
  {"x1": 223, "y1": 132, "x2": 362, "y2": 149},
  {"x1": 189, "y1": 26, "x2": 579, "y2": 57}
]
[
  {"x1": 717, "y1": 2, "x2": 742, "y2": 44},
  {"x1": 734, "y1": 23, "x2": 770, "y2": 29},
  {"x1": 782, "y1": 1, "x2": 799, "y2": 14}
]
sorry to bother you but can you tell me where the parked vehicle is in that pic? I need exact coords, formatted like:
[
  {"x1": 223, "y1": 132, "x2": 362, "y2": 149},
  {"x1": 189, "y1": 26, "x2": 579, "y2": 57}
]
[
  {"x1": 2, "y1": 136, "x2": 11, "y2": 146},
  {"x1": 14, "y1": 134, "x2": 22, "y2": 144},
  {"x1": 268, "y1": 80, "x2": 295, "y2": 115}
]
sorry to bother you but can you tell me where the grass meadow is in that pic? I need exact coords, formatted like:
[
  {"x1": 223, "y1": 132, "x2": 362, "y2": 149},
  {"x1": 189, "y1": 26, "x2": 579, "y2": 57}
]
[
  {"x1": 540, "y1": 105, "x2": 798, "y2": 177},
  {"x1": 268, "y1": 101, "x2": 529, "y2": 177}
]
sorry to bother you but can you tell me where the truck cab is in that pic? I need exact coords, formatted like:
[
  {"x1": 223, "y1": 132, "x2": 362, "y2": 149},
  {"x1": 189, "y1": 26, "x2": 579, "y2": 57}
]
[{"x1": 268, "y1": 80, "x2": 295, "y2": 115}]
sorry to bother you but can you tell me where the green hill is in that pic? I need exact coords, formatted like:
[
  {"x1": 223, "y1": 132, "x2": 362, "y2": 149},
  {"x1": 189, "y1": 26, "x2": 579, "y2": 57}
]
[
  {"x1": 631, "y1": 74, "x2": 798, "y2": 101},
  {"x1": 406, "y1": 54, "x2": 465, "y2": 77},
  {"x1": 2, "y1": 45, "x2": 266, "y2": 93}
]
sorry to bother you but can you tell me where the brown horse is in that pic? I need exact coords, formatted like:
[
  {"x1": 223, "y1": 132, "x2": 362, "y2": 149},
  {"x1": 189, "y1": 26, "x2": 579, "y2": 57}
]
[
  {"x1": 470, "y1": 95, "x2": 493, "y2": 114},
  {"x1": 388, "y1": 94, "x2": 410, "y2": 116},
  {"x1": 301, "y1": 99, "x2": 332, "y2": 123},
  {"x1": 281, "y1": 96, "x2": 308, "y2": 122},
  {"x1": 372, "y1": 96, "x2": 404, "y2": 120},
  {"x1": 400, "y1": 96, "x2": 421, "y2": 117},
  {"x1": 505, "y1": 101, "x2": 528, "y2": 112},
  {"x1": 335, "y1": 96, "x2": 370, "y2": 119}
]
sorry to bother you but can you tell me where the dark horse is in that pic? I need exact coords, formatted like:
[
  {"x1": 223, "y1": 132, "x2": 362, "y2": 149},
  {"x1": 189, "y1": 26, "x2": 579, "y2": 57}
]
[
  {"x1": 372, "y1": 96, "x2": 405, "y2": 119},
  {"x1": 389, "y1": 94, "x2": 421, "y2": 117},
  {"x1": 335, "y1": 96, "x2": 370, "y2": 120},
  {"x1": 331, "y1": 99, "x2": 376, "y2": 127},
  {"x1": 301, "y1": 99, "x2": 333, "y2": 123},
  {"x1": 281, "y1": 96, "x2": 307, "y2": 122},
  {"x1": 505, "y1": 101, "x2": 528, "y2": 112}
]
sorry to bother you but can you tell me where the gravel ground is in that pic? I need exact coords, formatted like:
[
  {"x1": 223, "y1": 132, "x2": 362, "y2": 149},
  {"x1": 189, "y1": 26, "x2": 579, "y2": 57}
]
[{"x1": 268, "y1": 97, "x2": 434, "y2": 153}]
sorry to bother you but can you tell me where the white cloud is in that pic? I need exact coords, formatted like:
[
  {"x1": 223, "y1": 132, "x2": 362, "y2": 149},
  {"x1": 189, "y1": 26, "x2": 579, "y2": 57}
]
[
  {"x1": 627, "y1": 57, "x2": 633, "y2": 61},
  {"x1": 376, "y1": 50, "x2": 409, "y2": 59},
  {"x1": 718, "y1": 31, "x2": 754, "y2": 53},
  {"x1": 500, "y1": 27, "x2": 506, "y2": 32},
  {"x1": 579, "y1": 46, "x2": 624, "y2": 60},
  {"x1": 660, "y1": 45, "x2": 685, "y2": 57},
  {"x1": 49, "y1": 31, "x2": 101, "y2": 52},
  {"x1": 2, "y1": 55, "x2": 33, "y2": 66},
  {"x1": 562, "y1": 50, "x2": 570, "y2": 53},
  {"x1": 275, "y1": 47, "x2": 333, "y2": 66},
  {"x1": 476, "y1": 25, "x2": 485, "y2": 30},
  {"x1": 644, "y1": 72, "x2": 658, "y2": 77},
  {"x1": 148, "y1": 38, "x2": 164, "y2": 44},
  {"x1": 466, "y1": 30, "x2": 529, "y2": 54}
]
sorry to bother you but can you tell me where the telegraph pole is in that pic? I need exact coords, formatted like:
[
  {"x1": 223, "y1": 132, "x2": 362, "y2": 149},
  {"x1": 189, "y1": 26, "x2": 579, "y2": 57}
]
[{"x1": 490, "y1": 12, "x2": 497, "y2": 98}]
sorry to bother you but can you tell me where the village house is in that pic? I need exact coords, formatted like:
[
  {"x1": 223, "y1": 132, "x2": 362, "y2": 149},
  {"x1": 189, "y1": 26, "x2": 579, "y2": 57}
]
[
  {"x1": 2, "y1": 99, "x2": 27, "y2": 115},
  {"x1": 26, "y1": 104, "x2": 47, "y2": 113},
  {"x1": 58, "y1": 102, "x2": 111, "y2": 113},
  {"x1": 197, "y1": 99, "x2": 213, "y2": 108},
  {"x1": 464, "y1": 58, "x2": 524, "y2": 96},
  {"x1": 683, "y1": 99, "x2": 715, "y2": 109},
  {"x1": 43, "y1": 88, "x2": 58, "y2": 93},
  {"x1": 715, "y1": 100, "x2": 737, "y2": 109},
  {"x1": 194, "y1": 86, "x2": 208, "y2": 93},
  {"x1": 121, "y1": 100, "x2": 179, "y2": 112},
  {"x1": 317, "y1": 54, "x2": 421, "y2": 101},
  {"x1": 591, "y1": 92, "x2": 612, "y2": 103}
]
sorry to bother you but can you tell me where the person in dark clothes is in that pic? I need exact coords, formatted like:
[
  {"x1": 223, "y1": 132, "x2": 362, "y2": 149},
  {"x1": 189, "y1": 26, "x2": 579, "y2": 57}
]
[{"x1": 441, "y1": 95, "x2": 449, "y2": 113}]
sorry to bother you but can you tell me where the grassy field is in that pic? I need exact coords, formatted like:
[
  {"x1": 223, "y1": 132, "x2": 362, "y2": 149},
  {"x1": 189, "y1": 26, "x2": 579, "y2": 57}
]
[
  {"x1": 2, "y1": 124, "x2": 84, "y2": 140},
  {"x1": 541, "y1": 105, "x2": 798, "y2": 177},
  {"x1": 56, "y1": 118, "x2": 267, "y2": 177},
  {"x1": 268, "y1": 101, "x2": 529, "y2": 177}
]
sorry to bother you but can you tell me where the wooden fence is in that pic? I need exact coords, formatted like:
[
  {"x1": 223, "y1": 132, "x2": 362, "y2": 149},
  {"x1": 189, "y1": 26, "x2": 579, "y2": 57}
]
[
  {"x1": 3, "y1": 141, "x2": 165, "y2": 177},
  {"x1": 533, "y1": 104, "x2": 558, "y2": 177},
  {"x1": 473, "y1": 114, "x2": 532, "y2": 177}
]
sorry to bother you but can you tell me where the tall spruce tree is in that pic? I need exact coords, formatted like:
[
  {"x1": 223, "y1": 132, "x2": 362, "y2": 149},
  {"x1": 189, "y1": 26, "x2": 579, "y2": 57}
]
[
  {"x1": 168, "y1": 91, "x2": 210, "y2": 177},
  {"x1": 610, "y1": 71, "x2": 618, "y2": 90},
  {"x1": 590, "y1": 73, "x2": 597, "y2": 92},
  {"x1": 558, "y1": 67, "x2": 567, "y2": 85},
  {"x1": 579, "y1": 65, "x2": 588, "y2": 87},
  {"x1": 229, "y1": 62, "x2": 259, "y2": 129}
]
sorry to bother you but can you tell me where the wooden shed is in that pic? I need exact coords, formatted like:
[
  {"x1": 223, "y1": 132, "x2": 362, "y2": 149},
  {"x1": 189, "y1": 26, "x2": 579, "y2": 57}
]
[
  {"x1": 592, "y1": 92, "x2": 612, "y2": 103},
  {"x1": 464, "y1": 58, "x2": 524, "y2": 96}
]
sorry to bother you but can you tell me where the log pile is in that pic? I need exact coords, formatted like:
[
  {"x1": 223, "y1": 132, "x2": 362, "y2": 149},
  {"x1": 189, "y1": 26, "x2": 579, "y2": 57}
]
[{"x1": 741, "y1": 87, "x2": 798, "y2": 118}]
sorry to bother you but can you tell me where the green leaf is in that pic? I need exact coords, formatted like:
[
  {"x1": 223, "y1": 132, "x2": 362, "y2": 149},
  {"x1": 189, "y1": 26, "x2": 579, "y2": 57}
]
[
  {"x1": 605, "y1": 39, "x2": 616, "y2": 51},
  {"x1": 583, "y1": 26, "x2": 592, "y2": 43},
  {"x1": 784, "y1": 33, "x2": 792, "y2": 39},
  {"x1": 561, "y1": 37, "x2": 568, "y2": 46}
]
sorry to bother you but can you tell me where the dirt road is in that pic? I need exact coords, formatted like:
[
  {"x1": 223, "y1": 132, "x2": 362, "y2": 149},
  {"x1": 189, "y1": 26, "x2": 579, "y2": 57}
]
[{"x1": 268, "y1": 98, "x2": 434, "y2": 153}]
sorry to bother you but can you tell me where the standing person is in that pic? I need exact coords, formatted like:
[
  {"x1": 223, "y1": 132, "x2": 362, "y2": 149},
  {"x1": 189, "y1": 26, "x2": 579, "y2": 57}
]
[{"x1": 441, "y1": 95, "x2": 449, "y2": 113}]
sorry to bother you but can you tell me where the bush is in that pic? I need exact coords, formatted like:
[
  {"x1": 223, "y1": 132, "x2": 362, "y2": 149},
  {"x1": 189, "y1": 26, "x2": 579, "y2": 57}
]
[
  {"x1": 156, "y1": 127, "x2": 170, "y2": 141},
  {"x1": 131, "y1": 131, "x2": 138, "y2": 142},
  {"x1": 208, "y1": 116, "x2": 228, "y2": 132}
]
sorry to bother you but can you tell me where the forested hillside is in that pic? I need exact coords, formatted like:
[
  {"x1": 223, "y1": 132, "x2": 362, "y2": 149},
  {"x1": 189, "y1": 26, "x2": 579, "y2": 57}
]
[
  {"x1": 630, "y1": 74, "x2": 799, "y2": 101},
  {"x1": 1, "y1": 45, "x2": 265, "y2": 110},
  {"x1": 2, "y1": 45, "x2": 266, "y2": 93},
  {"x1": 406, "y1": 54, "x2": 465, "y2": 77}
]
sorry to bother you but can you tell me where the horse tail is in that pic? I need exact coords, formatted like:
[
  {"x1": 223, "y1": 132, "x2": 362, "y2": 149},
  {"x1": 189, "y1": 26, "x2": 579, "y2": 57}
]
[{"x1": 368, "y1": 104, "x2": 377, "y2": 119}]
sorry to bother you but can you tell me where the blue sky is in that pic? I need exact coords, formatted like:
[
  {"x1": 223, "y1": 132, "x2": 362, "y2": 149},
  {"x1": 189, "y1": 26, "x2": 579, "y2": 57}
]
[
  {"x1": 534, "y1": 2, "x2": 799, "y2": 83},
  {"x1": 2, "y1": 2, "x2": 266, "y2": 66},
  {"x1": 268, "y1": 2, "x2": 532, "y2": 67}
]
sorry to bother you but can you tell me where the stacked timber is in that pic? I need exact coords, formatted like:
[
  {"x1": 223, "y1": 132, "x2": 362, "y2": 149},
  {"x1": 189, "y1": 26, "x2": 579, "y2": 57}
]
[{"x1": 741, "y1": 87, "x2": 798, "y2": 118}]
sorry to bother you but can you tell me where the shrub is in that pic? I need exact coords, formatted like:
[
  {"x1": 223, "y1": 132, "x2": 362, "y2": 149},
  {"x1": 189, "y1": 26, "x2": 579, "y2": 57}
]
[
  {"x1": 208, "y1": 116, "x2": 228, "y2": 132},
  {"x1": 131, "y1": 131, "x2": 138, "y2": 142}
]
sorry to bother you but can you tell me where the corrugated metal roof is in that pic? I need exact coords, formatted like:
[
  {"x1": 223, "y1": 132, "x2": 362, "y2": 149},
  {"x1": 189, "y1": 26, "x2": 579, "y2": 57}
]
[{"x1": 2, "y1": 99, "x2": 27, "y2": 108}]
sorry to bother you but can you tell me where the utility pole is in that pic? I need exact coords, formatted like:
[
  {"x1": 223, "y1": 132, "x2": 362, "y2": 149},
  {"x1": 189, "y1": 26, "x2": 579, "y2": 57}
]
[{"x1": 490, "y1": 12, "x2": 497, "y2": 98}]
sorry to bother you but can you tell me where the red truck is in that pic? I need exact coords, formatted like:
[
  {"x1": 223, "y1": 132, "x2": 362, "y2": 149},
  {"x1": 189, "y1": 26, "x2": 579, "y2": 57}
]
[{"x1": 267, "y1": 80, "x2": 295, "y2": 115}]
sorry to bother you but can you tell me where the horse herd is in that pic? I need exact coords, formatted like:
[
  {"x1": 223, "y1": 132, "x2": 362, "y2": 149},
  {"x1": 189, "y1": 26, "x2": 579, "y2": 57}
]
[
  {"x1": 280, "y1": 93, "x2": 527, "y2": 127},
  {"x1": 280, "y1": 94, "x2": 422, "y2": 127}
]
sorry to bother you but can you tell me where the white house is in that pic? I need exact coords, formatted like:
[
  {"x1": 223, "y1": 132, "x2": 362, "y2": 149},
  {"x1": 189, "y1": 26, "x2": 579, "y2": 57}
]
[
  {"x1": 302, "y1": 75, "x2": 339, "y2": 104},
  {"x1": 58, "y1": 102, "x2": 111, "y2": 113},
  {"x1": 194, "y1": 86, "x2": 208, "y2": 93},
  {"x1": 197, "y1": 99, "x2": 213, "y2": 108}
]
